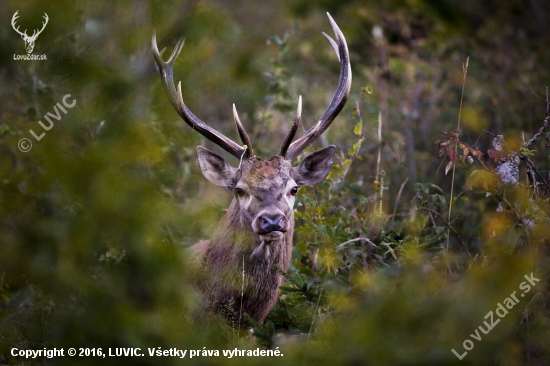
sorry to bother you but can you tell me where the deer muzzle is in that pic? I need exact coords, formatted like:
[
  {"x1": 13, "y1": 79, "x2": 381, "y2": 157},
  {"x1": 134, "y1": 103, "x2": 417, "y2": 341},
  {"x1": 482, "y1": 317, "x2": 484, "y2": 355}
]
[{"x1": 253, "y1": 209, "x2": 288, "y2": 242}]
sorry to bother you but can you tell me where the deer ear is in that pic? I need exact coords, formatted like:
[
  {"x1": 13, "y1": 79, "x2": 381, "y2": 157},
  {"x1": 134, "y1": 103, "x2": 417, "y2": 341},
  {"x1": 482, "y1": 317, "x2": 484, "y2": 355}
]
[
  {"x1": 196, "y1": 146, "x2": 237, "y2": 187},
  {"x1": 291, "y1": 145, "x2": 335, "y2": 186}
]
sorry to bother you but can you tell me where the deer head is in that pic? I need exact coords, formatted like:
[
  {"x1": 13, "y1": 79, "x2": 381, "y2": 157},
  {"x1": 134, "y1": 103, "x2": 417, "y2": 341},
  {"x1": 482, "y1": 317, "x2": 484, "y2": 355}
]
[
  {"x1": 152, "y1": 13, "x2": 351, "y2": 324},
  {"x1": 11, "y1": 11, "x2": 49, "y2": 54}
]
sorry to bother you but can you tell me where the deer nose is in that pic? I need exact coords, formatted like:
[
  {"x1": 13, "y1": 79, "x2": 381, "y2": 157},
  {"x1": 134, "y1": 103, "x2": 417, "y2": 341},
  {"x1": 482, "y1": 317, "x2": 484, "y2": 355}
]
[{"x1": 258, "y1": 214, "x2": 285, "y2": 233}]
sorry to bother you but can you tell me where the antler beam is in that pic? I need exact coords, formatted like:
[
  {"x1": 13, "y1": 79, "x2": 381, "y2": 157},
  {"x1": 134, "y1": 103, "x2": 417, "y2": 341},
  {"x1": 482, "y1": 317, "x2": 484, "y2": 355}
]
[
  {"x1": 32, "y1": 13, "x2": 49, "y2": 39},
  {"x1": 11, "y1": 11, "x2": 26, "y2": 37},
  {"x1": 152, "y1": 33, "x2": 252, "y2": 160},
  {"x1": 280, "y1": 13, "x2": 352, "y2": 160},
  {"x1": 152, "y1": 12, "x2": 350, "y2": 162}
]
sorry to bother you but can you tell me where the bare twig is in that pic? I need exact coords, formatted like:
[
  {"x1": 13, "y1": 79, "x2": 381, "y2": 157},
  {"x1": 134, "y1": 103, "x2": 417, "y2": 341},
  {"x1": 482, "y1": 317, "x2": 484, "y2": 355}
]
[
  {"x1": 523, "y1": 86, "x2": 549, "y2": 148},
  {"x1": 376, "y1": 110, "x2": 382, "y2": 180},
  {"x1": 307, "y1": 275, "x2": 327, "y2": 344},
  {"x1": 376, "y1": 111, "x2": 384, "y2": 216},
  {"x1": 418, "y1": 206, "x2": 472, "y2": 257},
  {"x1": 475, "y1": 129, "x2": 496, "y2": 146},
  {"x1": 430, "y1": 183, "x2": 445, "y2": 195},
  {"x1": 338, "y1": 100, "x2": 364, "y2": 182},
  {"x1": 382, "y1": 242, "x2": 398, "y2": 260},
  {"x1": 526, "y1": 83, "x2": 547, "y2": 102},
  {"x1": 391, "y1": 177, "x2": 409, "y2": 223},
  {"x1": 523, "y1": 156, "x2": 550, "y2": 192},
  {"x1": 338, "y1": 237, "x2": 378, "y2": 249},
  {"x1": 428, "y1": 212, "x2": 437, "y2": 228},
  {"x1": 354, "y1": 99, "x2": 362, "y2": 119},
  {"x1": 446, "y1": 57, "x2": 469, "y2": 252}
]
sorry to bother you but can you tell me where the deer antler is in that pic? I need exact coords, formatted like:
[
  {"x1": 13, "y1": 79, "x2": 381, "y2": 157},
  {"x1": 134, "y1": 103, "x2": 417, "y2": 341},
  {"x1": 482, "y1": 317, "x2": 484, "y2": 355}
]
[
  {"x1": 29, "y1": 13, "x2": 49, "y2": 40},
  {"x1": 152, "y1": 33, "x2": 252, "y2": 160},
  {"x1": 11, "y1": 11, "x2": 27, "y2": 38},
  {"x1": 278, "y1": 96, "x2": 302, "y2": 157},
  {"x1": 280, "y1": 13, "x2": 352, "y2": 160},
  {"x1": 11, "y1": 11, "x2": 49, "y2": 40}
]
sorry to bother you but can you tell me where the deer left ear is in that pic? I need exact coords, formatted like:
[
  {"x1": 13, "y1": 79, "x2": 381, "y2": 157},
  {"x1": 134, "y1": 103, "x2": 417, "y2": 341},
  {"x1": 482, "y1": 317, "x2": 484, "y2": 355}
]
[
  {"x1": 196, "y1": 146, "x2": 237, "y2": 187},
  {"x1": 291, "y1": 145, "x2": 335, "y2": 186}
]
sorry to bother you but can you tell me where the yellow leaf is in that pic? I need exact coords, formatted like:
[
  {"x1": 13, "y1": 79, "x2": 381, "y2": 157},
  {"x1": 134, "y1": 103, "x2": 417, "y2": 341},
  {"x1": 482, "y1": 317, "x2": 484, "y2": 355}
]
[{"x1": 353, "y1": 122, "x2": 362, "y2": 136}]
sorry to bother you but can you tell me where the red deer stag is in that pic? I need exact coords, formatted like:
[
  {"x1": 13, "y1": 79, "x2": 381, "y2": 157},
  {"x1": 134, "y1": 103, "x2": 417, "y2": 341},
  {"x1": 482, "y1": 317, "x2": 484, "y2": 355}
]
[{"x1": 152, "y1": 13, "x2": 351, "y2": 325}]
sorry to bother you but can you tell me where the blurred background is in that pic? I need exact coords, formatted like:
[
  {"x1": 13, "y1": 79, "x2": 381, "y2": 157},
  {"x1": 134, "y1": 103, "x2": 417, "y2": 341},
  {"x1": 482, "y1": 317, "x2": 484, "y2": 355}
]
[{"x1": 1, "y1": 0, "x2": 550, "y2": 365}]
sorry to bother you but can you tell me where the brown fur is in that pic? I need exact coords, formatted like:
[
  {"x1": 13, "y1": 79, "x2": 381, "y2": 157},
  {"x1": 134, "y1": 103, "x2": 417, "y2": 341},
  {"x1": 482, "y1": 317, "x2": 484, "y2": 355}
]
[
  {"x1": 192, "y1": 157, "x2": 294, "y2": 324},
  {"x1": 194, "y1": 212, "x2": 293, "y2": 324},
  {"x1": 192, "y1": 148, "x2": 334, "y2": 325}
]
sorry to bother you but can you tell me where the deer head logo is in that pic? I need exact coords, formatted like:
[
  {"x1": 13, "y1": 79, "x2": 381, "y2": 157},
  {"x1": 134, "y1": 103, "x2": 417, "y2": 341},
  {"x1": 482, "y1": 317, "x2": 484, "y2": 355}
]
[{"x1": 11, "y1": 11, "x2": 49, "y2": 54}]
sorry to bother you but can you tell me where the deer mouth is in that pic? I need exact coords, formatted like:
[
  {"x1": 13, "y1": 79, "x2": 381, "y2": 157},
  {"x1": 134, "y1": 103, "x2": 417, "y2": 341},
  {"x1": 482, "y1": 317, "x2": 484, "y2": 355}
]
[{"x1": 258, "y1": 230, "x2": 284, "y2": 242}]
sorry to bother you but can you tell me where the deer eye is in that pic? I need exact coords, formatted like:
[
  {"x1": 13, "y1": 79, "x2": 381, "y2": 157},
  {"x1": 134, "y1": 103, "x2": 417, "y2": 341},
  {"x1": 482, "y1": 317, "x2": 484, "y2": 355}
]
[
  {"x1": 235, "y1": 187, "x2": 245, "y2": 196},
  {"x1": 290, "y1": 186, "x2": 299, "y2": 196}
]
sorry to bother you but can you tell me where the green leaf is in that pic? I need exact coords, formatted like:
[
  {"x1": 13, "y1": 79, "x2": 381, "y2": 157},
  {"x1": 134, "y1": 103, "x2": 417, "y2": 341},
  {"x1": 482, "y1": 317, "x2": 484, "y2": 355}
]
[
  {"x1": 353, "y1": 121, "x2": 362, "y2": 136},
  {"x1": 0, "y1": 124, "x2": 10, "y2": 136},
  {"x1": 520, "y1": 147, "x2": 536, "y2": 157},
  {"x1": 348, "y1": 142, "x2": 359, "y2": 156}
]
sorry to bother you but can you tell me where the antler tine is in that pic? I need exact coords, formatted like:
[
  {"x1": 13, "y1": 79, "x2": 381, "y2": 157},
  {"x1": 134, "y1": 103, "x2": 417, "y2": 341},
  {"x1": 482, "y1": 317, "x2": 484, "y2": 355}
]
[
  {"x1": 39, "y1": 13, "x2": 49, "y2": 32},
  {"x1": 152, "y1": 31, "x2": 247, "y2": 160},
  {"x1": 11, "y1": 11, "x2": 27, "y2": 37},
  {"x1": 29, "y1": 13, "x2": 49, "y2": 39},
  {"x1": 322, "y1": 32, "x2": 340, "y2": 62},
  {"x1": 232, "y1": 104, "x2": 253, "y2": 158},
  {"x1": 284, "y1": 13, "x2": 352, "y2": 159},
  {"x1": 279, "y1": 95, "x2": 302, "y2": 157}
]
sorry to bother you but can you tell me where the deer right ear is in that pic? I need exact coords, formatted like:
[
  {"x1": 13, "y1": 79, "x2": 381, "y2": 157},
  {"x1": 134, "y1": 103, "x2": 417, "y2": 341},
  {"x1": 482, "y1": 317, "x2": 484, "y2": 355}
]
[
  {"x1": 196, "y1": 146, "x2": 237, "y2": 187},
  {"x1": 291, "y1": 145, "x2": 336, "y2": 186}
]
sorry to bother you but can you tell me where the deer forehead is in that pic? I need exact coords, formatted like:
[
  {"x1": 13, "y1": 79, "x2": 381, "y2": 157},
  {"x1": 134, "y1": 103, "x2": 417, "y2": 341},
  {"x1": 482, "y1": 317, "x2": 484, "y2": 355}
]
[{"x1": 238, "y1": 156, "x2": 294, "y2": 191}]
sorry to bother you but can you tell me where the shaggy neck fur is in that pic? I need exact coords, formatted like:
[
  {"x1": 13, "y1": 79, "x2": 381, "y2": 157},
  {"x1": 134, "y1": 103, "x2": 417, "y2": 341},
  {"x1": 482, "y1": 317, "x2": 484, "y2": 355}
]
[{"x1": 201, "y1": 200, "x2": 294, "y2": 324}]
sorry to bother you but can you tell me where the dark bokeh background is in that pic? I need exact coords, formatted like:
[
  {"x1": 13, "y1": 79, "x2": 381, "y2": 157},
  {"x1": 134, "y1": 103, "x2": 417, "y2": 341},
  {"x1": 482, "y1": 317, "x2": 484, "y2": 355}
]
[{"x1": 1, "y1": 0, "x2": 550, "y2": 365}]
